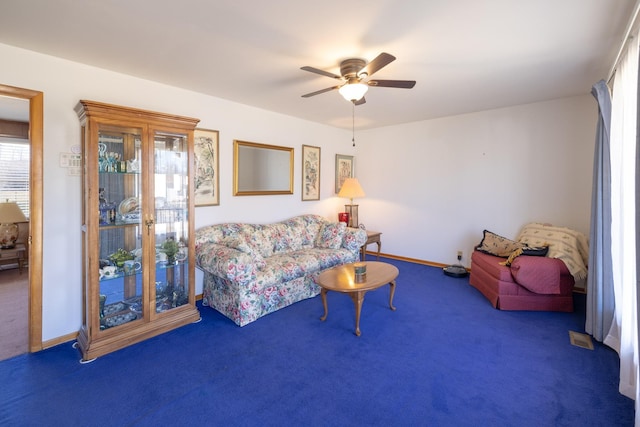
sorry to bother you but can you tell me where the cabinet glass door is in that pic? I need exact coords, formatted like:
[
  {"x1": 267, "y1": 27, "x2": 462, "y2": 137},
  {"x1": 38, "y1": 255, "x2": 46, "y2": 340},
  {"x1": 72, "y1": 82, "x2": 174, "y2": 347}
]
[
  {"x1": 97, "y1": 127, "x2": 144, "y2": 329},
  {"x1": 153, "y1": 131, "x2": 190, "y2": 313}
]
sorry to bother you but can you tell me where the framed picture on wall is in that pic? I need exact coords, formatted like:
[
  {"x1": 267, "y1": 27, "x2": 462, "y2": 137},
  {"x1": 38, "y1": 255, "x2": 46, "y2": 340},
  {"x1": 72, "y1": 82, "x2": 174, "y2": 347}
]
[
  {"x1": 193, "y1": 128, "x2": 220, "y2": 206},
  {"x1": 335, "y1": 154, "x2": 354, "y2": 193},
  {"x1": 302, "y1": 145, "x2": 321, "y2": 201}
]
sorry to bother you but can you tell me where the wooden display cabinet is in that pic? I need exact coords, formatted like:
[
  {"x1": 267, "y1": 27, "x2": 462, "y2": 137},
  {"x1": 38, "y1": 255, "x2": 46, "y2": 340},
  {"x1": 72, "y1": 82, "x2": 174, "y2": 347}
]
[{"x1": 75, "y1": 100, "x2": 200, "y2": 362}]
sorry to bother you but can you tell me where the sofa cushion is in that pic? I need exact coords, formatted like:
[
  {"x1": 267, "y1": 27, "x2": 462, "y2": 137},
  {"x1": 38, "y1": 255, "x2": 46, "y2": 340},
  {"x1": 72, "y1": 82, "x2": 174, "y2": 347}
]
[
  {"x1": 245, "y1": 226, "x2": 277, "y2": 258},
  {"x1": 195, "y1": 242, "x2": 259, "y2": 283},
  {"x1": 256, "y1": 248, "x2": 356, "y2": 287},
  {"x1": 476, "y1": 229, "x2": 523, "y2": 257},
  {"x1": 300, "y1": 217, "x2": 322, "y2": 248},
  {"x1": 471, "y1": 250, "x2": 515, "y2": 282},
  {"x1": 315, "y1": 222, "x2": 346, "y2": 249},
  {"x1": 220, "y1": 236, "x2": 256, "y2": 255},
  {"x1": 281, "y1": 216, "x2": 316, "y2": 249},
  {"x1": 261, "y1": 254, "x2": 307, "y2": 283},
  {"x1": 219, "y1": 236, "x2": 266, "y2": 269},
  {"x1": 510, "y1": 256, "x2": 562, "y2": 294}
]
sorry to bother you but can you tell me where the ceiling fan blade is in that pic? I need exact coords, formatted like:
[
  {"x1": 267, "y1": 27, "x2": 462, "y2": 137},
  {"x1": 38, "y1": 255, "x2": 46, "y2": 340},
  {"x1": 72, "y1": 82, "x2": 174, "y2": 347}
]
[
  {"x1": 301, "y1": 86, "x2": 340, "y2": 98},
  {"x1": 367, "y1": 79, "x2": 416, "y2": 89},
  {"x1": 354, "y1": 97, "x2": 366, "y2": 106},
  {"x1": 300, "y1": 66, "x2": 342, "y2": 80},
  {"x1": 359, "y1": 52, "x2": 396, "y2": 77}
]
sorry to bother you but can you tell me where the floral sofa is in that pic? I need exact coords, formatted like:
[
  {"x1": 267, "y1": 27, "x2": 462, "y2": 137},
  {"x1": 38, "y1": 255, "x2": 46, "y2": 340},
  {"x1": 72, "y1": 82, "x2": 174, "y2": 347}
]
[{"x1": 195, "y1": 214, "x2": 367, "y2": 326}]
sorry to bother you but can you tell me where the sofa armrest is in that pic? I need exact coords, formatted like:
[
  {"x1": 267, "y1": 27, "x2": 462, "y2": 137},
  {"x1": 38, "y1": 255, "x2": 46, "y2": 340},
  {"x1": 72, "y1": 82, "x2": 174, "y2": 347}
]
[
  {"x1": 195, "y1": 242, "x2": 258, "y2": 285},
  {"x1": 510, "y1": 256, "x2": 570, "y2": 294},
  {"x1": 342, "y1": 227, "x2": 367, "y2": 252}
]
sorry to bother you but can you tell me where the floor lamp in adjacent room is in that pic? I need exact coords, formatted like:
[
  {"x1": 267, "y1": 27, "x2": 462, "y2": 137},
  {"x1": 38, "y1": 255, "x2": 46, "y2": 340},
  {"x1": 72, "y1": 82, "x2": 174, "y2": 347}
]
[{"x1": 338, "y1": 178, "x2": 365, "y2": 228}]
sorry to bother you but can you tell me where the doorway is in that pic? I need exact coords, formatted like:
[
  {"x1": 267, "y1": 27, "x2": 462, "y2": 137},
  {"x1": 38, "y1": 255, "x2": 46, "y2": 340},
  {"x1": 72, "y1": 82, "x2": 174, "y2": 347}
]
[{"x1": 0, "y1": 84, "x2": 43, "y2": 355}]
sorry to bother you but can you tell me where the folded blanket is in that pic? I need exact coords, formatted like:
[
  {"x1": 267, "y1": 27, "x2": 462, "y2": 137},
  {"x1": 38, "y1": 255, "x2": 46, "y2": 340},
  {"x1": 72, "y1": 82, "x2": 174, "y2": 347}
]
[{"x1": 517, "y1": 223, "x2": 589, "y2": 281}]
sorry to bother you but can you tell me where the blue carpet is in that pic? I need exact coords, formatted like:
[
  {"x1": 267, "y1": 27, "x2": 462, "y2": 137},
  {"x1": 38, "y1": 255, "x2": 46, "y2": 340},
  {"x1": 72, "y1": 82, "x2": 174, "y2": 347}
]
[{"x1": 0, "y1": 258, "x2": 634, "y2": 426}]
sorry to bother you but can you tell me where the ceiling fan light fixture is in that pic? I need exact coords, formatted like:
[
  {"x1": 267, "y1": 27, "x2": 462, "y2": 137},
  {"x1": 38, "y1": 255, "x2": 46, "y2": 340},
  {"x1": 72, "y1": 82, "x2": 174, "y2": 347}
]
[
  {"x1": 301, "y1": 53, "x2": 415, "y2": 103},
  {"x1": 339, "y1": 82, "x2": 368, "y2": 102}
]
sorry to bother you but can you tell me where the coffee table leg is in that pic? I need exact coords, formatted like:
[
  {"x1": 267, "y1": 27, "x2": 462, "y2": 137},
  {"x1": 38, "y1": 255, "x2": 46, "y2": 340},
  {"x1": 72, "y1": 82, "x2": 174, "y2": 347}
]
[
  {"x1": 389, "y1": 280, "x2": 396, "y2": 311},
  {"x1": 349, "y1": 291, "x2": 365, "y2": 336},
  {"x1": 320, "y1": 288, "x2": 329, "y2": 321}
]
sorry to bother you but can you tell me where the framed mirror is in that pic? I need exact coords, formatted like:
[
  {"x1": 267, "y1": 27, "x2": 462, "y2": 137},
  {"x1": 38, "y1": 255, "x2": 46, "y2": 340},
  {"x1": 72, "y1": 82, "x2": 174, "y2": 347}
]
[{"x1": 233, "y1": 140, "x2": 294, "y2": 196}]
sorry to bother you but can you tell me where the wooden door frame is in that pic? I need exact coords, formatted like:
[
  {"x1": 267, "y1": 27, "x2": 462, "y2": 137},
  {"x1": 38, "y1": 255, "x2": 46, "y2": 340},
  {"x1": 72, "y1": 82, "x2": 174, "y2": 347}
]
[{"x1": 0, "y1": 84, "x2": 43, "y2": 352}]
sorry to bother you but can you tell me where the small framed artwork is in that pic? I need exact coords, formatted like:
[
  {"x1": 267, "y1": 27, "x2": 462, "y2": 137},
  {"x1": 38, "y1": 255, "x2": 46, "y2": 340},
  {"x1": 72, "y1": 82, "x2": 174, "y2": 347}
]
[
  {"x1": 193, "y1": 128, "x2": 220, "y2": 206},
  {"x1": 302, "y1": 145, "x2": 321, "y2": 201},
  {"x1": 335, "y1": 154, "x2": 354, "y2": 193}
]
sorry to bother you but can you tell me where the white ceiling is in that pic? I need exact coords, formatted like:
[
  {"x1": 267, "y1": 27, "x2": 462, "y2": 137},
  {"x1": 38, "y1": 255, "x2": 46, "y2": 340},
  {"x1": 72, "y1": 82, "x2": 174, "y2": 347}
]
[{"x1": 0, "y1": 0, "x2": 636, "y2": 129}]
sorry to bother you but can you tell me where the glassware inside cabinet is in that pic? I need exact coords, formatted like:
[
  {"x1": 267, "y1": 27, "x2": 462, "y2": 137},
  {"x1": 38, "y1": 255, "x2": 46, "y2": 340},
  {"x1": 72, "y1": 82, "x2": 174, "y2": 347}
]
[
  {"x1": 98, "y1": 227, "x2": 143, "y2": 329},
  {"x1": 97, "y1": 128, "x2": 144, "y2": 329},
  {"x1": 153, "y1": 131, "x2": 190, "y2": 313},
  {"x1": 97, "y1": 131, "x2": 142, "y2": 226}
]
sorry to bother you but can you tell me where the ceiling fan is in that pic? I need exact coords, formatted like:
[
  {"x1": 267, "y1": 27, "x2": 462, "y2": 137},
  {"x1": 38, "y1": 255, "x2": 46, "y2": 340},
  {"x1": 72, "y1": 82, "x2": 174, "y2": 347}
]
[{"x1": 300, "y1": 52, "x2": 416, "y2": 105}]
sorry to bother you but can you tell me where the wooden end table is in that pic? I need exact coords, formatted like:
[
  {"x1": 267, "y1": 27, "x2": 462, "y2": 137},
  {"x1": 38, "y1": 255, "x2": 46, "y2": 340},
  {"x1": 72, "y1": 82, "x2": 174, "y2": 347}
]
[
  {"x1": 316, "y1": 261, "x2": 398, "y2": 336},
  {"x1": 0, "y1": 243, "x2": 26, "y2": 273},
  {"x1": 361, "y1": 230, "x2": 381, "y2": 261}
]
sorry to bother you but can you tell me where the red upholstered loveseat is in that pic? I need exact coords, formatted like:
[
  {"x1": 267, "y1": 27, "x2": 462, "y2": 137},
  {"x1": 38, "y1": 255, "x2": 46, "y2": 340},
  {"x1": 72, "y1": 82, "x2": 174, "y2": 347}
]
[
  {"x1": 467, "y1": 224, "x2": 589, "y2": 312},
  {"x1": 469, "y1": 250, "x2": 575, "y2": 312}
]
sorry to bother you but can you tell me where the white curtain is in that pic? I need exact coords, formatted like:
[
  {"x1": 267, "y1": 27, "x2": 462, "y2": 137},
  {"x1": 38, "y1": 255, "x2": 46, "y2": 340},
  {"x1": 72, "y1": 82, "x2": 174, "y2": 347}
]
[{"x1": 606, "y1": 30, "x2": 639, "y2": 406}]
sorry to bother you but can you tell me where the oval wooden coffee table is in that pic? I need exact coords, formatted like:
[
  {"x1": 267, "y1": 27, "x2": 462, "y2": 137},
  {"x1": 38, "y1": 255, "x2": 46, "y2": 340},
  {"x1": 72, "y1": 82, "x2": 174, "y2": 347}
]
[{"x1": 316, "y1": 261, "x2": 398, "y2": 336}]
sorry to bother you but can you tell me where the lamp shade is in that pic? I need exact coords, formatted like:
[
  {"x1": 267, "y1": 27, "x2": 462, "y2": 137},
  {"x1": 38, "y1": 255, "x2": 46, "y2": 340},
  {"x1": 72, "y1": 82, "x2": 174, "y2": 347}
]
[
  {"x1": 0, "y1": 200, "x2": 27, "y2": 223},
  {"x1": 339, "y1": 83, "x2": 368, "y2": 102},
  {"x1": 338, "y1": 178, "x2": 365, "y2": 200}
]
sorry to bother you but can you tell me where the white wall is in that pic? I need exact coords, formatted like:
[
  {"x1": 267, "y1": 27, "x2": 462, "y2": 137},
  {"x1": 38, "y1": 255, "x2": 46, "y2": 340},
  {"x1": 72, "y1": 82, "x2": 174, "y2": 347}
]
[
  {"x1": 0, "y1": 43, "x2": 596, "y2": 343},
  {"x1": 355, "y1": 96, "x2": 596, "y2": 266},
  {"x1": 0, "y1": 43, "x2": 353, "y2": 341}
]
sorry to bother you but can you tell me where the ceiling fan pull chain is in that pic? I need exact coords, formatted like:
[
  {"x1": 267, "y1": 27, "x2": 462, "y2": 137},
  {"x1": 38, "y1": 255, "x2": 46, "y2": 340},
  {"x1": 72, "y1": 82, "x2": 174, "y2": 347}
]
[{"x1": 352, "y1": 102, "x2": 356, "y2": 147}]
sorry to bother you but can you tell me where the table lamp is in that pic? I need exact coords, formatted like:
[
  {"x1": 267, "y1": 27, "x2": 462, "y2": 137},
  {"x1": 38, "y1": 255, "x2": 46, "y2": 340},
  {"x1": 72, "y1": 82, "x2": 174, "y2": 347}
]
[
  {"x1": 0, "y1": 200, "x2": 27, "y2": 249},
  {"x1": 338, "y1": 178, "x2": 365, "y2": 228}
]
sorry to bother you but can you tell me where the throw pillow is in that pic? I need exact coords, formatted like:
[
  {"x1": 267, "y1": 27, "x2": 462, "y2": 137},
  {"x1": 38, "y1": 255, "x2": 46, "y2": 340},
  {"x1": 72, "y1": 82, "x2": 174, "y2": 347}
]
[
  {"x1": 476, "y1": 229, "x2": 524, "y2": 258},
  {"x1": 522, "y1": 245, "x2": 549, "y2": 257},
  {"x1": 219, "y1": 236, "x2": 265, "y2": 264},
  {"x1": 316, "y1": 222, "x2": 346, "y2": 249}
]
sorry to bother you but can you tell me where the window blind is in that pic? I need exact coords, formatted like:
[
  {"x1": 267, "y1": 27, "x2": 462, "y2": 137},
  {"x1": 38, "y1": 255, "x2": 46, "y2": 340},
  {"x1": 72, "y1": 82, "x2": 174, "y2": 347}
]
[{"x1": 0, "y1": 141, "x2": 29, "y2": 218}]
